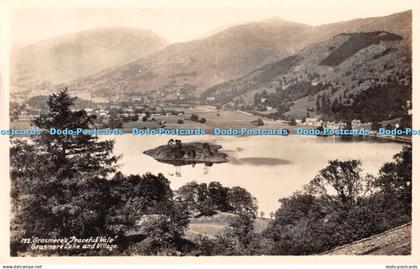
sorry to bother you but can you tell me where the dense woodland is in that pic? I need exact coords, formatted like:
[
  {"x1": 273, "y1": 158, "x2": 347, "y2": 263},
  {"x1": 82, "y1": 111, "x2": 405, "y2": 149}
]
[
  {"x1": 10, "y1": 90, "x2": 412, "y2": 256},
  {"x1": 330, "y1": 83, "x2": 412, "y2": 124}
]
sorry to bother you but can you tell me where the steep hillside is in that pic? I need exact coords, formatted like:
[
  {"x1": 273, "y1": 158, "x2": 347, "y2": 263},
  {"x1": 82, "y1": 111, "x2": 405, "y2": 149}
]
[
  {"x1": 316, "y1": 10, "x2": 412, "y2": 43},
  {"x1": 282, "y1": 30, "x2": 411, "y2": 122},
  {"x1": 322, "y1": 223, "x2": 411, "y2": 255},
  {"x1": 319, "y1": 32, "x2": 402, "y2": 66},
  {"x1": 68, "y1": 19, "x2": 314, "y2": 98},
  {"x1": 203, "y1": 29, "x2": 411, "y2": 122},
  {"x1": 13, "y1": 10, "x2": 411, "y2": 103},
  {"x1": 201, "y1": 55, "x2": 300, "y2": 104},
  {"x1": 66, "y1": 10, "x2": 411, "y2": 100},
  {"x1": 11, "y1": 27, "x2": 168, "y2": 96}
]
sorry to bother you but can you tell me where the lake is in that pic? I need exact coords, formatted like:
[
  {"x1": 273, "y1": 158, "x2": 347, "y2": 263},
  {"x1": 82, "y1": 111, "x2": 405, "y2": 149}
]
[{"x1": 111, "y1": 135, "x2": 404, "y2": 215}]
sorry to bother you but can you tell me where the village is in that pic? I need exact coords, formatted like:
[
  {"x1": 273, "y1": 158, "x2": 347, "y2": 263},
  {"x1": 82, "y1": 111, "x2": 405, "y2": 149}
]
[{"x1": 8, "y1": 94, "x2": 411, "y2": 144}]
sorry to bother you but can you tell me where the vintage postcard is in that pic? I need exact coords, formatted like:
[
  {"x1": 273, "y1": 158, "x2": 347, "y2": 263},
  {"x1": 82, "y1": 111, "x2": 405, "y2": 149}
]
[{"x1": 0, "y1": 0, "x2": 419, "y2": 265}]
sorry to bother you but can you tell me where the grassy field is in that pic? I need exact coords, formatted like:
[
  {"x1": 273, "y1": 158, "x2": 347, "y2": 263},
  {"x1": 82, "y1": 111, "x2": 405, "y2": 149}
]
[
  {"x1": 10, "y1": 108, "x2": 294, "y2": 135},
  {"x1": 124, "y1": 108, "x2": 292, "y2": 134},
  {"x1": 122, "y1": 109, "x2": 261, "y2": 131},
  {"x1": 185, "y1": 211, "x2": 271, "y2": 239},
  {"x1": 9, "y1": 120, "x2": 32, "y2": 129}
]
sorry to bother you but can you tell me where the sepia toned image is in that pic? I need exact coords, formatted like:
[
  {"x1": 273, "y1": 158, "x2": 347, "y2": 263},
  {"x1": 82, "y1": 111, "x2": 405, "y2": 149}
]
[{"x1": 5, "y1": 3, "x2": 414, "y2": 259}]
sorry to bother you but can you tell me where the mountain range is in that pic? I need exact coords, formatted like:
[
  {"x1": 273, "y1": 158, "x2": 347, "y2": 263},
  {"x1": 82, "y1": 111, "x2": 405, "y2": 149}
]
[
  {"x1": 11, "y1": 27, "x2": 168, "y2": 96},
  {"x1": 69, "y1": 10, "x2": 411, "y2": 99},
  {"x1": 204, "y1": 29, "x2": 411, "y2": 121},
  {"x1": 11, "y1": 10, "x2": 412, "y2": 122}
]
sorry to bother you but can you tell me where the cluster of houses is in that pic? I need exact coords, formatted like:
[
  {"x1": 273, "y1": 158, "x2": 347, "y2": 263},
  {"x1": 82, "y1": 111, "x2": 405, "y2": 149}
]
[
  {"x1": 11, "y1": 92, "x2": 207, "y2": 130},
  {"x1": 298, "y1": 117, "x2": 373, "y2": 130},
  {"x1": 13, "y1": 107, "x2": 42, "y2": 121}
]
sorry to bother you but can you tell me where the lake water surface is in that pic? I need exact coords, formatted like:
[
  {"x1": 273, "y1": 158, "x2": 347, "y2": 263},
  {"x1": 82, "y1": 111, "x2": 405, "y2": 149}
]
[{"x1": 111, "y1": 135, "x2": 404, "y2": 214}]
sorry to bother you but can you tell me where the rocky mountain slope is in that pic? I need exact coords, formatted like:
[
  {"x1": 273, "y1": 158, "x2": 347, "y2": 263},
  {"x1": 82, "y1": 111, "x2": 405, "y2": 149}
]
[
  {"x1": 11, "y1": 27, "x2": 168, "y2": 97},
  {"x1": 65, "y1": 10, "x2": 411, "y2": 101},
  {"x1": 68, "y1": 19, "x2": 315, "y2": 98},
  {"x1": 11, "y1": 10, "x2": 412, "y2": 109},
  {"x1": 203, "y1": 26, "x2": 411, "y2": 122}
]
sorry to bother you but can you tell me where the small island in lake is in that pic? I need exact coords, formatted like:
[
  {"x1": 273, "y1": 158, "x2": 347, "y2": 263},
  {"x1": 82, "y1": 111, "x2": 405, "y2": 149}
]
[{"x1": 143, "y1": 139, "x2": 228, "y2": 166}]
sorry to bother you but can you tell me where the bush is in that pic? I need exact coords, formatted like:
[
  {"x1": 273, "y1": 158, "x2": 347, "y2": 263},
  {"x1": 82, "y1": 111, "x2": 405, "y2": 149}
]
[{"x1": 190, "y1": 113, "x2": 199, "y2": 122}]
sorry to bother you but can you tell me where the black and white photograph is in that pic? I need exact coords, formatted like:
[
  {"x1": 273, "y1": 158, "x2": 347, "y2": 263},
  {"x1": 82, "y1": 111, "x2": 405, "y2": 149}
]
[{"x1": 0, "y1": 0, "x2": 418, "y2": 264}]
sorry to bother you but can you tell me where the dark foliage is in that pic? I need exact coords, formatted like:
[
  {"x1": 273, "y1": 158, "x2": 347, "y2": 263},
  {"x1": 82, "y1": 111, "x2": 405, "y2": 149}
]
[
  {"x1": 10, "y1": 89, "x2": 189, "y2": 256},
  {"x1": 333, "y1": 83, "x2": 411, "y2": 122},
  {"x1": 320, "y1": 32, "x2": 402, "y2": 66},
  {"x1": 201, "y1": 55, "x2": 299, "y2": 105},
  {"x1": 262, "y1": 146, "x2": 412, "y2": 255},
  {"x1": 176, "y1": 182, "x2": 258, "y2": 217}
]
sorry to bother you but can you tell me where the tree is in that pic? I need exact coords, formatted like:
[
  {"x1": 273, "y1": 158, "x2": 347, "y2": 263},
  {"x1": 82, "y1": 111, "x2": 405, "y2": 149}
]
[
  {"x1": 31, "y1": 88, "x2": 119, "y2": 179},
  {"x1": 208, "y1": 182, "x2": 230, "y2": 212},
  {"x1": 227, "y1": 187, "x2": 258, "y2": 217},
  {"x1": 177, "y1": 182, "x2": 257, "y2": 217},
  {"x1": 10, "y1": 89, "x2": 123, "y2": 256},
  {"x1": 288, "y1": 117, "x2": 297, "y2": 126},
  {"x1": 375, "y1": 146, "x2": 412, "y2": 215},
  {"x1": 176, "y1": 182, "x2": 212, "y2": 216},
  {"x1": 132, "y1": 113, "x2": 139, "y2": 122},
  {"x1": 331, "y1": 98, "x2": 340, "y2": 113},
  {"x1": 399, "y1": 115, "x2": 412, "y2": 129},
  {"x1": 372, "y1": 121, "x2": 381, "y2": 130},
  {"x1": 11, "y1": 90, "x2": 193, "y2": 256},
  {"x1": 263, "y1": 192, "x2": 327, "y2": 255},
  {"x1": 108, "y1": 115, "x2": 123, "y2": 128},
  {"x1": 307, "y1": 160, "x2": 374, "y2": 211},
  {"x1": 229, "y1": 213, "x2": 255, "y2": 247},
  {"x1": 108, "y1": 173, "x2": 190, "y2": 242},
  {"x1": 10, "y1": 139, "x2": 55, "y2": 252},
  {"x1": 262, "y1": 147, "x2": 412, "y2": 256},
  {"x1": 190, "y1": 113, "x2": 199, "y2": 122}
]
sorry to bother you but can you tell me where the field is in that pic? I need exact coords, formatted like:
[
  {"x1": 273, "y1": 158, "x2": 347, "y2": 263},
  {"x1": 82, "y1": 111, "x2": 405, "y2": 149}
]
[
  {"x1": 10, "y1": 107, "x2": 295, "y2": 135},
  {"x1": 9, "y1": 120, "x2": 32, "y2": 129},
  {"x1": 185, "y1": 211, "x2": 271, "y2": 239},
  {"x1": 124, "y1": 107, "x2": 292, "y2": 134}
]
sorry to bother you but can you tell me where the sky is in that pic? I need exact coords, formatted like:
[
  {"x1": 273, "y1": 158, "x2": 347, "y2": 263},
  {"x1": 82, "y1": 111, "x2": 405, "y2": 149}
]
[{"x1": 10, "y1": 3, "x2": 414, "y2": 44}]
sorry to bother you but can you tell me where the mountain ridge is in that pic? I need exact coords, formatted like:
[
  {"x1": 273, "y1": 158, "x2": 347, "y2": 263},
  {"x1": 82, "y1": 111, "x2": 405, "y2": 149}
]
[
  {"x1": 203, "y1": 29, "x2": 411, "y2": 123},
  {"x1": 11, "y1": 27, "x2": 169, "y2": 96},
  {"x1": 68, "y1": 10, "x2": 411, "y2": 99},
  {"x1": 11, "y1": 10, "x2": 412, "y2": 104}
]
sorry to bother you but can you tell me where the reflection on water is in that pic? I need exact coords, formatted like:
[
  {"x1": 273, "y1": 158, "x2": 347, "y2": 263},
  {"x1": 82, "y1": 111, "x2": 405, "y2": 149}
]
[
  {"x1": 165, "y1": 161, "x2": 214, "y2": 177},
  {"x1": 229, "y1": 157, "x2": 291, "y2": 166},
  {"x1": 110, "y1": 135, "x2": 404, "y2": 214}
]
